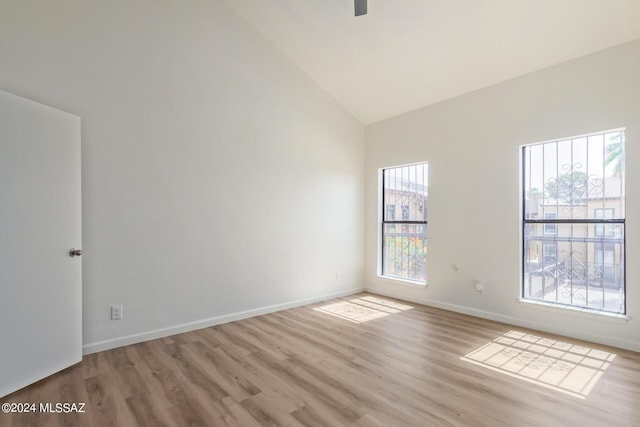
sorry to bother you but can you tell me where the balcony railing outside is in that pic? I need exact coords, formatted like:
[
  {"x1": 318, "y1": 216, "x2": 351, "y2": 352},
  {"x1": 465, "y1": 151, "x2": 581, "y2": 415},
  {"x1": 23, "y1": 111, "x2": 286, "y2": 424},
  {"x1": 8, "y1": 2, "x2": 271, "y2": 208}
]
[
  {"x1": 523, "y1": 249, "x2": 624, "y2": 313},
  {"x1": 382, "y1": 227, "x2": 427, "y2": 282}
]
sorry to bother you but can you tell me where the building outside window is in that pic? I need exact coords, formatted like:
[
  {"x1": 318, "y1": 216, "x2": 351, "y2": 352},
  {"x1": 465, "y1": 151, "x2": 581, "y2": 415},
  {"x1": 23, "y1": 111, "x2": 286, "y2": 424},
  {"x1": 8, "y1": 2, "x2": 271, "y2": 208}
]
[
  {"x1": 381, "y1": 162, "x2": 428, "y2": 283},
  {"x1": 386, "y1": 205, "x2": 396, "y2": 220},
  {"x1": 522, "y1": 129, "x2": 625, "y2": 314},
  {"x1": 543, "y1": 243, "x2": 557, "y2": 266},
  {"x1": 594, "y1": 208, "x2": 615, "y2": 237},
  {"x1": 543, "y1": 212, "x2": 557, "y2": 235}
]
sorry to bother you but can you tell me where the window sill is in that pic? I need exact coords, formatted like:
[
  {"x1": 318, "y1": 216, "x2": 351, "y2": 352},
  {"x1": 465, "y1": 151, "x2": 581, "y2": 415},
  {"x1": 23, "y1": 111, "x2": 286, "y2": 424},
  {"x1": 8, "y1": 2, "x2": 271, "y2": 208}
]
[
  {"x1": 376, "y1": 275, "x2": 427, "y2": 288},
  {"x1": 518, "y1": 298, "x2": 629, "y2": 324}
]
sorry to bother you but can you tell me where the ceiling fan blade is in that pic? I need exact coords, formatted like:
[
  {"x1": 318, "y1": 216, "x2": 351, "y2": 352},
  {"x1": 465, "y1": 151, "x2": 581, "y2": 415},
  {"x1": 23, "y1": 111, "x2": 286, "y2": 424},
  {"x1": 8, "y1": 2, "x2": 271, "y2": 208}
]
[{"x1": 355, "y1": 0, "x2": 367, "y2": 16}]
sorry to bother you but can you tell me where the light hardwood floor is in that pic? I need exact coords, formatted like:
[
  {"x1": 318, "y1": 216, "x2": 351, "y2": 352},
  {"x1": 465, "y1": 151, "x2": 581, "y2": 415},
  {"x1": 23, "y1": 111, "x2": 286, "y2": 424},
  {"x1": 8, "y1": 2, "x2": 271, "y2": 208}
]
[{"x1": 2, "y1": 293, "x2": 640, "y2": 426}]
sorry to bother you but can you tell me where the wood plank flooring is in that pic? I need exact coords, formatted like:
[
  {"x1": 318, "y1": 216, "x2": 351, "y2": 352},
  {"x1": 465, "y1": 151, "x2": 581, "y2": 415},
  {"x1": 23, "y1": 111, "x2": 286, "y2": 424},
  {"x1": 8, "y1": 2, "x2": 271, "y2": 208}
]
[{"x1": 2, "y1": 293, "x2": 640, "y2": 426}]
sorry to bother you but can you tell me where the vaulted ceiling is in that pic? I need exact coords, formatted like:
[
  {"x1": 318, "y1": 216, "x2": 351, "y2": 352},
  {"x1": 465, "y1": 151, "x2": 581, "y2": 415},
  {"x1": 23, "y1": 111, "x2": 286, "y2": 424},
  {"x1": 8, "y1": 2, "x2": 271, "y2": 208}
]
[{"x1": 224, "y1": 0, "x2": 640, "y2": 124}]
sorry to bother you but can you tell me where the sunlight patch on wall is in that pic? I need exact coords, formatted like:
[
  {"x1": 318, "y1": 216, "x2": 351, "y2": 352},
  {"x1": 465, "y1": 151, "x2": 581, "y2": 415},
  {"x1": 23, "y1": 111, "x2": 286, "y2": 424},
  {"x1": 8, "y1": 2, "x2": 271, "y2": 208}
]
[
  {"x1": 313, "y1": 296, "x2": 412, "y2": 323},
  {"x1": 461, "y1": 330, "x2": 615, "y2": 399}
]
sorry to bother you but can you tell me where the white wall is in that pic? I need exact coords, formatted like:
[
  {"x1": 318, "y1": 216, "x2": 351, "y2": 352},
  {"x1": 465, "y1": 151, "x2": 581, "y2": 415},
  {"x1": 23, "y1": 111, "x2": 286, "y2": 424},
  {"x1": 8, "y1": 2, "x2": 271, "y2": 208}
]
[
  {"x1": 0, "y1": 0, "x2": 364, "y2": 352},
  {"x1": 366, "y1": 39, "x2": 640, "y2": 351}
]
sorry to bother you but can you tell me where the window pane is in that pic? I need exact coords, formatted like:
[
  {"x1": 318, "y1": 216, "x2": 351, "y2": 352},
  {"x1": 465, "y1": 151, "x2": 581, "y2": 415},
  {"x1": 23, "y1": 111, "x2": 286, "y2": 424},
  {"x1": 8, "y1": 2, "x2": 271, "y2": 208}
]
[
  {"x1": 523, "y1": 131, "x2": 625, "y2": 221},
  {"x1": 383, "y1": 164, "x2": 428, "y2": 222},
  {"x1": 382, "y1": 224, "x2": 427, "y2": 282},
  {"x1": 524, "y1": 222, "x2": 624, "y2": 313}
]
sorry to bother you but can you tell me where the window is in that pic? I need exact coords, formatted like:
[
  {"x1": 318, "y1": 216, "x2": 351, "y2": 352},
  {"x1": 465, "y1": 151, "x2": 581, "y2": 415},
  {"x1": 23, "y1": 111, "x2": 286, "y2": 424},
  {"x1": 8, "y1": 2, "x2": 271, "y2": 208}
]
[
  {"x1": 594, "y1": 208, "x2": 614, "y2": 237},
  {"x1": 401, "y1": 205, "x2": 410, "y2": 220},
  {"x1": 543, "y1": 212, "x2": 557, "y2": 235},
  {"x1": 381, "y1": 163, "x2": 428, "y2": 283},
  {"x1": 522, "y1": 129, "x2": 625, "y2": 314},
  {"x1": 385, "y1": 205, "x2": 396, "y2": 220},
  {"x1": 594, "y1": 246, "x2": 616, "y2": 282},
  {"x1": 543, "y1": 244, "x2": 557, "y2": 266}
]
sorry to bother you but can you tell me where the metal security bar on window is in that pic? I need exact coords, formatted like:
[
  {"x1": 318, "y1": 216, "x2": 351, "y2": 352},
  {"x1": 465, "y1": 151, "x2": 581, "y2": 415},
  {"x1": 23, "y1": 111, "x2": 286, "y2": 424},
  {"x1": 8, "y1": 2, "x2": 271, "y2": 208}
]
[
  {"x1": 382, "y1": 163, "x2": 428, "y2": 282},
  {"x1": 522, "y1": 129, "x2": 625, "y2": 314}
]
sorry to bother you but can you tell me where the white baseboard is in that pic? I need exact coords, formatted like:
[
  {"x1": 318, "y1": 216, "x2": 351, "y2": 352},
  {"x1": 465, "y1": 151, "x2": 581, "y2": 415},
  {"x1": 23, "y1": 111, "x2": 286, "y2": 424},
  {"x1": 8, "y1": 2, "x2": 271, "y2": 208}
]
[
  {"x1": 366, "y1": 286, "x2": 640, "y2": 352},
  {"x1": 83, "y1": 287, "x2": 364, "y2": 355}
]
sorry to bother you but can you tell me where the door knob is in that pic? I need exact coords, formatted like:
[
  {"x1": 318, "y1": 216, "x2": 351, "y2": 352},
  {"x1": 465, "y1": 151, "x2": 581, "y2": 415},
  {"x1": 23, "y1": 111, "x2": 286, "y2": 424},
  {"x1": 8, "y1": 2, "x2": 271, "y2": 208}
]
[{"x1": 69, "y1": 248, "x2": 83, "y2": 257}]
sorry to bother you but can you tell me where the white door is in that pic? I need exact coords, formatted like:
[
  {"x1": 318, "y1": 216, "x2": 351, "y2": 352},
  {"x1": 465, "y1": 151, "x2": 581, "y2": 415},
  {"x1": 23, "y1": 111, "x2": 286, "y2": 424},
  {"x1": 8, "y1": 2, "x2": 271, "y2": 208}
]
[{"x1": 0, "y1": 89, "x2": 82, "y2": 398}]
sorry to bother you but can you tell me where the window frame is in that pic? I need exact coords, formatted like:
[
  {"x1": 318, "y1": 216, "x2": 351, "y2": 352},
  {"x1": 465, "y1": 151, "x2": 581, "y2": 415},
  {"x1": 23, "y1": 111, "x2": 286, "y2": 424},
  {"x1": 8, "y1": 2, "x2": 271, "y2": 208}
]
[
  {"x1": 380, "y1": 162, "x2": 428, "y2": 284},
  {"x1": 520, "y1": 129, "x2": 626, "y2": 315}
]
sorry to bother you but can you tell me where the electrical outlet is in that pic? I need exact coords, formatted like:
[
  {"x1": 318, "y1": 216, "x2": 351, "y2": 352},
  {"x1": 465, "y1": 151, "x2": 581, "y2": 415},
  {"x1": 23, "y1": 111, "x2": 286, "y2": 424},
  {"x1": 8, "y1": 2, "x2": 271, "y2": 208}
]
[
  {"x1": 335, "y1": 273, "x2": 342, "y2": 282},
  {"x1": 111, "y1": 304, "x2": 123, "y2": 320}
]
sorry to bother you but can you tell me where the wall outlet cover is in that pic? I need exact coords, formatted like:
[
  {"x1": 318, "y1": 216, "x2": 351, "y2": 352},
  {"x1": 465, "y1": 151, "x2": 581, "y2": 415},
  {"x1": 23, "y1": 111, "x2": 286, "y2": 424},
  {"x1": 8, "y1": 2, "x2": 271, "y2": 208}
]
[{"x1": 111, "y1": 304, "x2": 123, "y2": 320}]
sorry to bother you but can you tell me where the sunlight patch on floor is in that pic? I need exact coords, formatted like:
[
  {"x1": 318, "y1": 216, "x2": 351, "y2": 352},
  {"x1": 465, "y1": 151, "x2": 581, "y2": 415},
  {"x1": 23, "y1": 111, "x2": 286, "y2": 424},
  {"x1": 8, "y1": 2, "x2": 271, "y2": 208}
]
[
  {"x1": 313, "y1": 296, "x2": 413, "y2": 323},
  {"x1": 461, "y1": 330, "x2": 615, "y2": 399}
]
